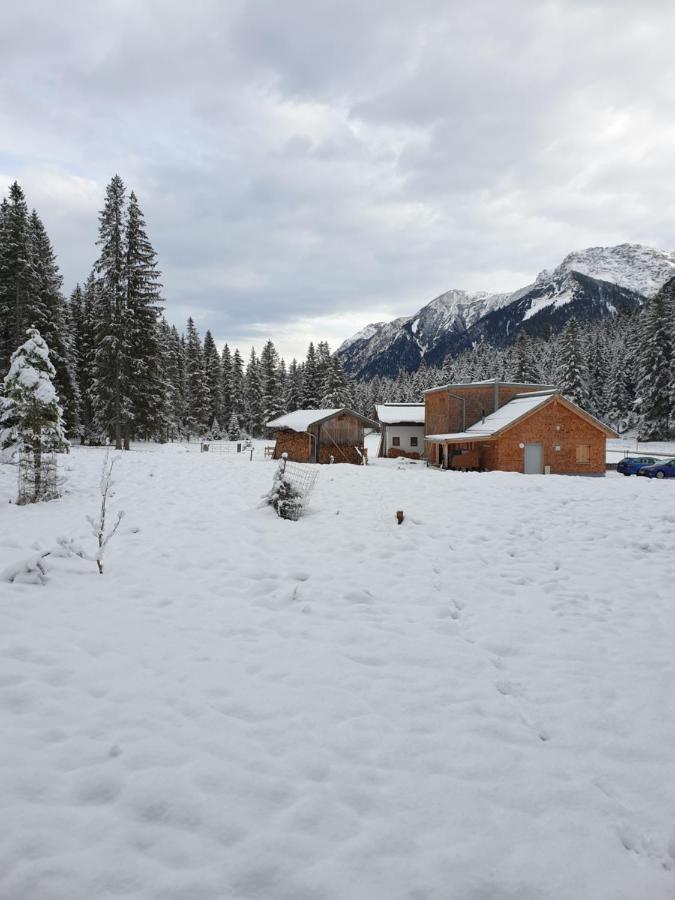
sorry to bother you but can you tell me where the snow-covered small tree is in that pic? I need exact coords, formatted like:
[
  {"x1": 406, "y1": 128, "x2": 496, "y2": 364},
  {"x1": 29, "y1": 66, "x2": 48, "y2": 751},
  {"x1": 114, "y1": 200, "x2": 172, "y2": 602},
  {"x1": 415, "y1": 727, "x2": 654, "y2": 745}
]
[
  {"x1": 266, "y1": 453, "x2": 303, "y2": 520},
  {"x1": 209, "y1": 416, "x2": 224, "y2": 439},
  {"x1": 0, "y1": 328, "x2": 68, "y2": 502},
  {"x1": 227, "y1": 410, "x2": 241, "y2": 440}
]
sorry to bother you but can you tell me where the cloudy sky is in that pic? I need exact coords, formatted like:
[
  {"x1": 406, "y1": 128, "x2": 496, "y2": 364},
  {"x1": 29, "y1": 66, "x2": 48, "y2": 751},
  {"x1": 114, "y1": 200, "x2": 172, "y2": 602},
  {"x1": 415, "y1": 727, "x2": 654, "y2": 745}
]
[{"x1": 1, "y1": 0, "x2": 673, "y2": 360}]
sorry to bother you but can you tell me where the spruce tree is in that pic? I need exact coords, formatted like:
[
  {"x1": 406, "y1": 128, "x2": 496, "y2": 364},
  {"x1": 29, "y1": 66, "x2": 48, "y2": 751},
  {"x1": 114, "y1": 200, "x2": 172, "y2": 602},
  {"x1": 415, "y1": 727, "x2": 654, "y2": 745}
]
[
  {"x1": 321, "y1": 354, "x2": 351, "y2": 407},
  {"x1": 557, "y1": 317, "x2": 590, "y2": 409},
  {"x1": 0, "y1": 329, "x2": 68, "y2": 503},
  {"x1": 221, "y1": 343, "x2": 233, "y2": 425},
  {"x1": 184, "y1": 318, "x2": 210, "y2": 438},
  {"x1": 302, "y1": 342, "x2": 320, "y2": 408},
  {"x1": 227, "y1": 410, "x2": 241, "y2": 440},
  {"x1": 285, "y1": 359, "x2": 303, "y2": 411},
  {"x1": 91, "y1": 175, "x2": 130, "y2": 449},
  {"x1": 28, "y1": 210, "x2": 79, "y2": 435},
  {"x1": 510, "y1": 332, "x2": 539, "y2": 383},
  {"x1": 125, "y1": 190, "x2": 164, "y2": 440},
  {"x1": 260, "y1": 339, "x2": 284, "y2": 421},
  {"x1": 159, "y1": 320, "x2": 185, "y2": 440},
  {"x1": 604, "y1": 353, "x2": 631, "y2": 434},
  {"x1": 636, "y1": 285, "x2": 673, "y2": 440},
  {"x1": 231, "y1": 348, "x2": 245, "y2": 421},
  {"x1": 245, "y1": 348, "x2": 265, "y2": 436},
  {"x1": 71, "y1": 276, "x2": 99, "y2": 443},
  {"x1": 0, "y1": 183, "x2": 37, "y2": 376},
  {"x1": 202, "y1": 330, "x2": 222, "y2": 428}
]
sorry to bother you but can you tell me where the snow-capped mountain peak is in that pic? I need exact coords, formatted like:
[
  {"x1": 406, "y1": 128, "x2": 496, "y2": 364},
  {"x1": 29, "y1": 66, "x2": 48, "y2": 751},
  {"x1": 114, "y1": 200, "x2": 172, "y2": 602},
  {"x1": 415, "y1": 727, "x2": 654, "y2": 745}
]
[{"x1": 535, "y1": 243, "x2": 675, "y2": 298}]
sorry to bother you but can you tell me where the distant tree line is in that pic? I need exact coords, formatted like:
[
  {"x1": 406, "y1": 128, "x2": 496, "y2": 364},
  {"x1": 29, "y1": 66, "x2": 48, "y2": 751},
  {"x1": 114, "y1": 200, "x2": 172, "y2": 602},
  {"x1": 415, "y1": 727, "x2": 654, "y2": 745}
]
[{"x1": 1, "y1": 176, "x2": 673, "y2": 446}]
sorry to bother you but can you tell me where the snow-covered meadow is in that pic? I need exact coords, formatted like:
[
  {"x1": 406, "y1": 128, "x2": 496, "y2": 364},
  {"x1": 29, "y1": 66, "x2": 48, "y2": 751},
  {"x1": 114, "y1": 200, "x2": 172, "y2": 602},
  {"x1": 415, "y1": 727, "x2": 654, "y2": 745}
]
[{"x1": 1, "y1": 444, "x2": 675, "y2": 900}]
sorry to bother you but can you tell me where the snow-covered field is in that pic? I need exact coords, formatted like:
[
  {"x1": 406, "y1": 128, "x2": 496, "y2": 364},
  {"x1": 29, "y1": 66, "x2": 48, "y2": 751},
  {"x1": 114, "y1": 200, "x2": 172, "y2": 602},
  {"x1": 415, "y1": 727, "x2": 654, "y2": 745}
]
[{"x1": 1, "y1": 444, "x2": 675, "y2": 900}]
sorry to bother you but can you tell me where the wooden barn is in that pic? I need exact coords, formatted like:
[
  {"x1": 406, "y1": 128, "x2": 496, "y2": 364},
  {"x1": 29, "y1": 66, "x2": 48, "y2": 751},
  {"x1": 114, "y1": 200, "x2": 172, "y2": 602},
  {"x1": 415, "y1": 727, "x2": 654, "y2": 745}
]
[
  {"x1": 375, "y1": 403, "x2": 426, "y2": 459},
  {"x1": 424, "y1": 380, "x2": 616, "y2": 475},
  {"x1": 267, "y1": 409, "x2": 379, "y2": 464}
]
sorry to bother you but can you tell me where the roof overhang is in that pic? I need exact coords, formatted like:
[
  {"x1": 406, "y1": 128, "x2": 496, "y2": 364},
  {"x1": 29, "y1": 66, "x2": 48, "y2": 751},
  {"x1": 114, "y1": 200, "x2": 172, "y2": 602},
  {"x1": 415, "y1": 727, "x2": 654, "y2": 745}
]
[{"x1": 425, "y1": 433, "x2": 494, "y2": 443}]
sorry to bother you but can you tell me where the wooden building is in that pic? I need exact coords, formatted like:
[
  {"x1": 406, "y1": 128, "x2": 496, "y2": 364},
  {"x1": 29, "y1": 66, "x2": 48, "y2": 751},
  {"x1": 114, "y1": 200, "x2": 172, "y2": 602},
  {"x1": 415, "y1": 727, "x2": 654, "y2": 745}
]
[
  {"x1": 267, "y1": 408, "x2": 379, "y2": 465},
  {"x1": 424, "y1": 380, "x2": 616, "y2": 475},
  {"x1": 375, "y1": 403, "x2": 426, "y2": 459}
]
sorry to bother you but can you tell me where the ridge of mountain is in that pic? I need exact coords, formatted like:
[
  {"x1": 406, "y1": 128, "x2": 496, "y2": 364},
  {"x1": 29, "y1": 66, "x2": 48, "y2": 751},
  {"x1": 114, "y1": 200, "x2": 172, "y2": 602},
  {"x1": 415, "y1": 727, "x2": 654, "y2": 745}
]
[{"x1": 337, "y1": 243, "x2": 675, "y2": 379}]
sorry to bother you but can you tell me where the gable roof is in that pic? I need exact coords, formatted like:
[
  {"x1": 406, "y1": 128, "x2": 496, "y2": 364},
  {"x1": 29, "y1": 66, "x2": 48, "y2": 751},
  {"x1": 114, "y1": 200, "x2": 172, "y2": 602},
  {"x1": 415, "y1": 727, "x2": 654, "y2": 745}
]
[
  {"x1": 426, "y1": 391, "x2": 616, "y2": 442},
  {"x1": 267, "y1": 408, "x2": 379, "y2": 432},
  {"x1": 375, "y1": 403, "x2": 425, "y2": 425}
]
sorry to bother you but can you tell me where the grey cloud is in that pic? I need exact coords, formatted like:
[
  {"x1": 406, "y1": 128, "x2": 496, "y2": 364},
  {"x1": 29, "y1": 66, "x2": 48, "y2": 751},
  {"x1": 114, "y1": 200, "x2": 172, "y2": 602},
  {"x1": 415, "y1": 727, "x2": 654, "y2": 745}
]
[{"x1": 1, "y1": 0, "x2": 675, "y2": 360}]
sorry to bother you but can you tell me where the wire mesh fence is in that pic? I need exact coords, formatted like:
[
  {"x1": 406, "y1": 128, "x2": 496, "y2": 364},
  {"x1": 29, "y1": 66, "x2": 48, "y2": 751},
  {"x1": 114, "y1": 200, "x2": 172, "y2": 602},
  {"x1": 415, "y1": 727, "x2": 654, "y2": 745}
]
[
  {"x1": 200, "y1": 440, "x2": 254, "y2": 455},
  {"x1": 270, "y1": 457, "x2": 320, "y2": 521},
  {"x1": 17, "y1": 451, "x2": 61, "y2": 505},
  {"x1": 284, "y1": 460, "x2": 319, "y2": 503}
]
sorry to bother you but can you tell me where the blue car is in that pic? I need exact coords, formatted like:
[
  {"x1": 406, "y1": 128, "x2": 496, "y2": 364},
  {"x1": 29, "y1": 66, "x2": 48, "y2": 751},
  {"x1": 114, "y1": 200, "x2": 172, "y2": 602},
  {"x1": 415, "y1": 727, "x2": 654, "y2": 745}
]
[
  {"x1": 637, "y1": 458, "x2": 675, "y2": 479},
  {"x1": 616, "y1": 456, "x2": 657, "y2": 476}
]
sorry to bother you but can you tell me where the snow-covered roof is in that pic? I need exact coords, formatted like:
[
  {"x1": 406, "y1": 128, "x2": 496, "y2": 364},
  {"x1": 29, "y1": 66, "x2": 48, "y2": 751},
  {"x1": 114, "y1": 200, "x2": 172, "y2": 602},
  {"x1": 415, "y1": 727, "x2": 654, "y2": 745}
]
[
  {"x1": 267, "y1": 409, "x2": 342, "y2": 431},
  {"x1": 375, "y1": 404, "x2": 425, "y2": 425},
  {"x1": 426, "y1": 390, "x2": 558, "y2": 441},
  {"x1": 267, "y1": 408, "x2": 379, "y2": 432}
]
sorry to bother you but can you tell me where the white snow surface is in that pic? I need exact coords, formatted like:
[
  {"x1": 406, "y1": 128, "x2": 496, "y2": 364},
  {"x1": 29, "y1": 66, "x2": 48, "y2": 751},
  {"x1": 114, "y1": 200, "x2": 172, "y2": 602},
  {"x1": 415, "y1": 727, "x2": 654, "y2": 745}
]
[
  {"x1": 375, "y1": 404, "x2": 426, "y2": 425},
  {"x1": 1, "y1": 444, "x2": 675, "y2": 899}
]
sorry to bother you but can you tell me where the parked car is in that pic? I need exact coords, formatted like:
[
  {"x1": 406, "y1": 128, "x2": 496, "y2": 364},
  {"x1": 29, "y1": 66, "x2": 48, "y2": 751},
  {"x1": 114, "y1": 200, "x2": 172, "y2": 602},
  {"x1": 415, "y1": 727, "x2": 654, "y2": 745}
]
[
  {"x1": 616, "y1": 456, "x2": 657, "y2": 476},
  {"x1": 636, "y1": 458, "x2": 675, "y2": 479}
]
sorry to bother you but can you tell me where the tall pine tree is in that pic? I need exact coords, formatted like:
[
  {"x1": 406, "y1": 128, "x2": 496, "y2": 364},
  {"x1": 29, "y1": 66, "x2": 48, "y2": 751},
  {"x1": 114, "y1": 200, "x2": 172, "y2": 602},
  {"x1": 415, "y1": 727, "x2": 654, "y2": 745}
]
[
  {"x1": 91, "y1": 175, "x2": 130, "y2": 449},
  {"x1": 125, "y1": 191, "x2": 165, "y2": 440},
  {"x1": 557, "y1": 318, "x2": 590, "y2": 410},
  {"x1": 202, "y1": 330, "x2": 222, "y2": 431},
  {"x1": 636, "y1": 284, "x2": 673, "y2": 439},
  {"x1": 184, "y1": 318, "x2": 209, "y2": 438}
]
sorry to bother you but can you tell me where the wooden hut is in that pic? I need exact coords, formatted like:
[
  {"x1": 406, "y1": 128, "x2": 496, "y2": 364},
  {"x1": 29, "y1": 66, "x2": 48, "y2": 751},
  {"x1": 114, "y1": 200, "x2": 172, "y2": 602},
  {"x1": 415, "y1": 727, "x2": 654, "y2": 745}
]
[
  {"x1": 267, "y1": 409, "x2": 379, "y2": 464},
  {"x1": 424, "y1": 382, "x2": 616, "y2": 475}
]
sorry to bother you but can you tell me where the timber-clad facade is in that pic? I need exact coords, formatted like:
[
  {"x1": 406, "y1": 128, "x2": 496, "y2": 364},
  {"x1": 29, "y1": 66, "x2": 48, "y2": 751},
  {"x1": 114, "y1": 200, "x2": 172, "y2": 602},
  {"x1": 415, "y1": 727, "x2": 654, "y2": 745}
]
[{"x1": 267, "y1": 409, "x2": 378, "y2": 465}]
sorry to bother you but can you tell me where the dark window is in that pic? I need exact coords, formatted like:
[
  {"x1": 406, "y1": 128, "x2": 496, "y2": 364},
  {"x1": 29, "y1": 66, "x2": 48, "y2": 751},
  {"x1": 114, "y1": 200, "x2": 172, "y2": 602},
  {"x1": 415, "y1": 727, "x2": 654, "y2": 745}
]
[
  {"x1": 392, "y1": 436, "x2": 400, "y2": 447},
  {"x1": 410, "y1": 436, "x2": 418, "y2": 447}
]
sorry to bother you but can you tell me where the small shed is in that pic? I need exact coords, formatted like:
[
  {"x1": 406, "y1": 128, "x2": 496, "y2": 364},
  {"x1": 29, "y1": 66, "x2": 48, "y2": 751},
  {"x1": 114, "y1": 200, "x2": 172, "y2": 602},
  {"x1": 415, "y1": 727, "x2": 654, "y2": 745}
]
[
  {"x1": 375, "y1": 403, "x2": 426, "y2": 459},
  {"x1": 267, "y1": 408, "x2": 379, "y2": 464},
  {"x1": 425, "y1": 390, "x2": 616, "y2": 475}
]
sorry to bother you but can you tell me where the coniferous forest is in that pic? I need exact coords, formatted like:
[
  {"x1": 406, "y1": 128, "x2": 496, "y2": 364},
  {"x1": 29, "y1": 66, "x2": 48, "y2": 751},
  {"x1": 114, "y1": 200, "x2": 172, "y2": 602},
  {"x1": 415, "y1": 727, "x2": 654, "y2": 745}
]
[{"x1": 1, "y1": 176, "x2": 674, "y2": 446}]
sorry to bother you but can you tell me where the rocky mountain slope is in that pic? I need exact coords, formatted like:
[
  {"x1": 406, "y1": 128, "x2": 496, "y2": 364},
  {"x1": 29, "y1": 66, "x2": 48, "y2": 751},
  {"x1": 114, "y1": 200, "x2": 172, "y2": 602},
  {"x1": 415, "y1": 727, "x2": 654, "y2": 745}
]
[{"x1": 337, "y1": 244, "x2": 675, "y2": 379}]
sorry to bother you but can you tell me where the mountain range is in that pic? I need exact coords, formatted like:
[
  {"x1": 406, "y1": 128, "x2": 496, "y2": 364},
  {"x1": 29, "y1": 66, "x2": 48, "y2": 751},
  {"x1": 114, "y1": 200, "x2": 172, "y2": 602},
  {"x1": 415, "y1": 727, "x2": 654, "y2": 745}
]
[{"x1": 336, "y1": 244, "x2": 675, "y2": 380}]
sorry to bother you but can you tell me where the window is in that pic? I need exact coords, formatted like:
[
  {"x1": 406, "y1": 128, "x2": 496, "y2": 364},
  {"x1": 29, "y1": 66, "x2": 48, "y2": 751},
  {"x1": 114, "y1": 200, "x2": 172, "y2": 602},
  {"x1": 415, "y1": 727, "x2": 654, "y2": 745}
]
[
  {"x1": 392, "y1": 436, "x2": 400, "y2": 447},
  {"x1": 576, "y1": 444, "x2": 591, "y2": 464},
  {"x1": 410, "y1": 436, "x2": 418, "y2": 447}
]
